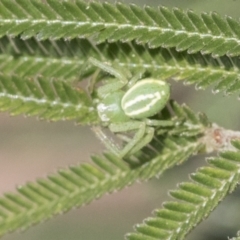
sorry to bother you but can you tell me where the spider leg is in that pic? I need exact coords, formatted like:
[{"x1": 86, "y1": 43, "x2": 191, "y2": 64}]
[
  {"x1": 144, "y1": 119, "x2": 174, "y2": 127},
  {"x1": 109, "y1": 121, "x2": 149, "y2": 158},
  {"x1": 87, "y1": 68, "x2": 101, "y2": 95},
  {"x1": 116, "y1": 133, "x2": 132, "y2": 143},
  {"x1": 89, "y1": 57, "x2": 126, "y2": 80},
  {"x1": 123, "y1": 119, "x2": 174, "y2": 156},
  {"x1": 118, "y1": 119, "x2": 174, "y2": 155},
  {"x1": 89, "y1": 57, "x2": 128, "y2": 98},
  {"x1": 91, "y1": 126, "x2": 121, "y2": 157},
  {"x1": 97, "y1": 81, "x2": 127, "y2": 99},
  {"x1": 126, "y1": 127, "x2": 154, "y2": 156},
  {"x1": 127, "y1": 69, "x2": 146, "y2": 88}
]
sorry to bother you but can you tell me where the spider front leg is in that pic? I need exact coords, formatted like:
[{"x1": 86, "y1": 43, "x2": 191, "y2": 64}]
[
  {"x1": 116, "y1": 119, "x2": 175, "y2": 156},
  {"x1": 89, "y1": 58, "x2": 128, "y2": 98},
  {"x1": 126, "y1": 126, "x2": 154, "y2": 156},
  {"x1": 144, "y1": 119, "x2": 174, "y2": 127},
  {"x1": 109, "y1": 121, "x2": 153, "y2": 158},
  {"x1": 127, "y1": 69, "x2": 146, "y2": 88},
  {"x1": 91, "y1": 126, "x2": 121, "y2": 157}
]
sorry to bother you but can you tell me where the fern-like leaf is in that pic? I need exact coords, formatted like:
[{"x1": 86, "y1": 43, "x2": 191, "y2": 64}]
[
  {"x1": 0, "y1": 36, "x2": 97, "y2": 81},
  {"x1": 95, "y1": 42, "x2": 240, "y2": 95},
  {"x1": 0, "y1": 137, "x2": 201, "y2": 237},
  {"x1": 0, "y1": 1, "x2": 240, "y2": 57},
  {"x1": 0, "y1": 75, "x2": 97, "y2": 123},
  {"x1": 166, "y1": 100, "x2": 210, "y2": 137},
  {"x1": 126, "y1": 140, "x2": 240, "y2": 240},
  {"x1": 2, "y1": 37, "x2": 240, "y2": 95},
  {"x1": 95, "y1": 43, "x2": 240, "y2": 95},
  {"x1": 0, "y1": 102, "x2": 207, "y2": 236}
]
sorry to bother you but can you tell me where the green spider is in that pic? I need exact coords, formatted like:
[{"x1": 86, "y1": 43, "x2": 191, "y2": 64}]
[{"x1": 90, "y1": 58, "x2": 173, "y2": 158}]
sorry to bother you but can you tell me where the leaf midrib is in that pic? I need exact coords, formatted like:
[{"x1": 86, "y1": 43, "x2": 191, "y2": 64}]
[
  {"x1": 1, "y1": 18, "x2": 240, "y2": 45},
  {"x1": 0, "y1": 92, "x2": 85, "y2": 110}
]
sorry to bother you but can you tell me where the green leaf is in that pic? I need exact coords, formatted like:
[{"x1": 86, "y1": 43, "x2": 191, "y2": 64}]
[
  {"x1": 0, "y1": 101, "x2": 208, "y2": 236},
  {"x1": 0, "y1": 136, "x2": 201, "y2": 237},
  {"x1": 0, "y1": 36, "x2": 97, "y2": 81},
  {"x1": 2, "y1": 36, "x2": 240, "y2": 95},
  {"x1": 141, "y1": 100, "x2": 210, "y2": 143},
  {"x1": 0, "y1": 75, "x2": 97, "y2": 123},
  {"x1": 0, "y1": 1, "x2": 240, "y2": 57},
  {"x1": 126, "y1": 141, "x2": 240, "y2": 240},
  {"x1": 94, "y1": 42, "x2": 240, "y2": 95}
]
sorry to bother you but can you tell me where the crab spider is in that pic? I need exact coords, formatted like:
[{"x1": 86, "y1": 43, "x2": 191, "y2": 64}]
[{"x1": 90, "y1": 58, "x2": 172, "y2": 158}]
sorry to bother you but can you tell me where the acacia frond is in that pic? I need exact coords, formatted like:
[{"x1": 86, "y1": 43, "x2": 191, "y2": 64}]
[
  {"x1": 0, "y1": 75, "x2": 96, "y2": 123},
  {"x1": 0, "y1": 0, "x2": 240, "y2": 57},
  {"x1": 2, "y1": 37, "x2": 240, "y2": 95},
  {"x1": 0, "y1": 134, "x2": 201, "y2": 237},
  {"x1": 166, "y1": 101, "x2": 210, "y2": 137},
  {"x1": 95, "y1": 42, "x2": 240, "y2": 95},
  {"x1": 0, "y1": 36, "x2": 93, "y2": 81},
  {"x1": 126, "y1": 140, "x2": 240, "y2": 240},
  {"x1": 0, "y1": 102, "x2": 207, "y2": 236}
]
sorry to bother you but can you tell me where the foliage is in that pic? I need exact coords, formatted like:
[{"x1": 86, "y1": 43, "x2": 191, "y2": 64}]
[
  {"x1": 1, "y1": 36, "x2": 240, "y2": 95},
  {"x1": 0, "y1": 137, "x2": 202, "y2": 236},
  {"x1": 0, "y1": 74, "x2": 96, "y2": 122},
  {"x1": 127, "y1": 140, "x2": 240, "y2": 240},
  {"x1": 1, "y1": 0, "x2": 240, "y2": 57},
  {"x1": 0, "y1": 101, "x2": 206, "y2": 236},
  {"x1": 0, "y1": 1, "x2": 240, "y2": 240}
]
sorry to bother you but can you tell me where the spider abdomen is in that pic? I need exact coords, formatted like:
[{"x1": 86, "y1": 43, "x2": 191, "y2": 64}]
[{"x1": 121, "y1": 79, "x2": 170, "y2": 119}]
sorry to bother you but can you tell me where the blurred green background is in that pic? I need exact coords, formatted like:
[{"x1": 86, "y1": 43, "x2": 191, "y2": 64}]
[{"x1": 1, "y1": 1, "x2": 240, "y2": 240}]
